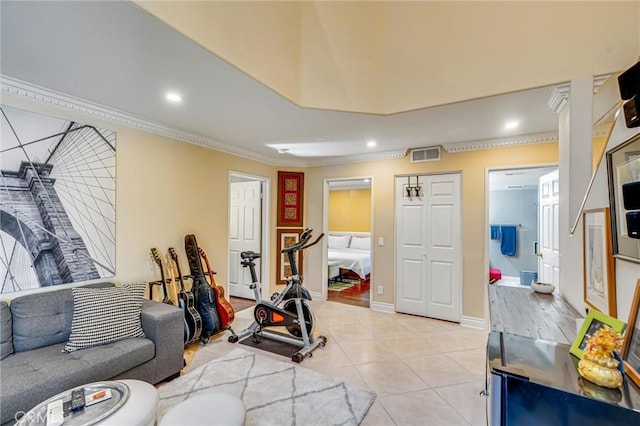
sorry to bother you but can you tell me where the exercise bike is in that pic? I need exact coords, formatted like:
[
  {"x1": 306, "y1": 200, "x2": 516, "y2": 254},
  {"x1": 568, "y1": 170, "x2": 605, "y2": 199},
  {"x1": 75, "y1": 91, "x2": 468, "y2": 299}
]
[{"x1": 228, "y1": 228, "x2": 327, "y2": 363}]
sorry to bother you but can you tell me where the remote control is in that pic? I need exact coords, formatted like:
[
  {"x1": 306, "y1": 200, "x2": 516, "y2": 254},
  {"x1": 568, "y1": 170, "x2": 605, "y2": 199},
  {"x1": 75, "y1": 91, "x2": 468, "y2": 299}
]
[
  {"x1": 70, "y1": 389, "x2": 85, "y2": 412},
  {"x1": 46, "y1": 399, "x2": 64, "y2": 426}
]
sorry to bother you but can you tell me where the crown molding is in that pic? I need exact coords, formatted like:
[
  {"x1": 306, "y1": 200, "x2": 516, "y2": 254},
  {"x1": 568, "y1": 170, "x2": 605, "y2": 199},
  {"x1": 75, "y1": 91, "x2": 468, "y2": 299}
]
[
  {"x1": 0, "y1": 75, "x2": 291, "y2": 166},
  {"x1": 442, "y1": 131, "x2": 558, "y2": 153},
  {"x1": 547, "y1": 75, "x2": 612, "y2": 114},
  {"x1": 547, "y1": 84, "x2": 570, "y2": 113},
  {"x1": 0, "y1": 76, "x2": 410, "y2": 168}
]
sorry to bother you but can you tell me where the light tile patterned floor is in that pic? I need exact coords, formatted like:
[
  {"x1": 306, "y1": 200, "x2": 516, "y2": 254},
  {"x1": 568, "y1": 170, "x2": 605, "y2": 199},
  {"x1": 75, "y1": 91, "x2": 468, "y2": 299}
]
[{"x1": 182, "y1": 300, "x2": 489, "y2": 426}]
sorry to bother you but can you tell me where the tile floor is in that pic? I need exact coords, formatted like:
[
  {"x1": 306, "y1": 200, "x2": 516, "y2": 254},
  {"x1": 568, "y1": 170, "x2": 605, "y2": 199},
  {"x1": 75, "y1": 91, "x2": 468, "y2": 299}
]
[{"x1": 183, "y1": 300, "x2": 489, "y2": 426}]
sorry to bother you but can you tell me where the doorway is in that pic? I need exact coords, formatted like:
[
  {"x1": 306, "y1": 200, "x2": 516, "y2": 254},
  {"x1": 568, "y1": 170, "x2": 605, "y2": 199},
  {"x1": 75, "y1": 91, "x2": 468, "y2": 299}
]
[
  {"x1": 323, "y1": 178, "x2": 372, "y2": 308},
  {"x1": 228, "y1": 172, "x2": 270, "y2": 302},
  {"x1": 487, "y1": 166, "x2": 558, "y2": 289}
]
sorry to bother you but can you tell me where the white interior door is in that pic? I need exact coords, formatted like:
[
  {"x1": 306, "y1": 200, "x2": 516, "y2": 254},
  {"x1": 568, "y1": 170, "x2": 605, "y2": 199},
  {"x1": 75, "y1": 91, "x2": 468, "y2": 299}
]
[
  {"x1": 396, "y1": 174, "x2": 461, "y2": 322},
  {"x1": 538, "y1": 170, "x2": 560, "y2": 289},
  {"x1": 229, "y1": 180, "x2": 261, "y2": 299}
]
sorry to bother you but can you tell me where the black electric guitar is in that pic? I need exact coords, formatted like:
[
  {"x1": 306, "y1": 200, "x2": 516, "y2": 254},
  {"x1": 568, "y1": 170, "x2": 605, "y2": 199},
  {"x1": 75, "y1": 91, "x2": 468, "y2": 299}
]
[
  {"x1": 150, "y1": 247, "x2": 173, "y2": 305},
  {"x1": 169, "y1": 247, "x2": 203, "y2": 344},
  {"x1": 184, "y1": 234, "x2": 221, "y2": 343}
]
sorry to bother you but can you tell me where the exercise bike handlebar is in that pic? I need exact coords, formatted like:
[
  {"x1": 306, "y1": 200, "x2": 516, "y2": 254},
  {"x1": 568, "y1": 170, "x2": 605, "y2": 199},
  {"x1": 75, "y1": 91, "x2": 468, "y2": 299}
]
[
  {"x1": 299, "y1": 232, "x2": 324, "y2": 251},
  {"x1": 281, "y1": 228, "x2": 323, "y2": 253}
]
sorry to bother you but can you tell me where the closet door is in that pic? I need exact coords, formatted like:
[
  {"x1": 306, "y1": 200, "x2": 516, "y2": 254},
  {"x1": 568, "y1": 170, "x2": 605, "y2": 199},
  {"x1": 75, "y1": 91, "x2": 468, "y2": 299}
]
[{"x1": 396, "y1": 174, "x2": 462, "y2": 322}]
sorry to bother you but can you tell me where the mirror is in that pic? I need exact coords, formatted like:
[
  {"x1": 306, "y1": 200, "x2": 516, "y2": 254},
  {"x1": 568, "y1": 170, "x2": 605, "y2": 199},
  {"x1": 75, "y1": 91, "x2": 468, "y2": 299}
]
[{"x1": 607, "y1": 132, "x2": 640, "y2": 263}]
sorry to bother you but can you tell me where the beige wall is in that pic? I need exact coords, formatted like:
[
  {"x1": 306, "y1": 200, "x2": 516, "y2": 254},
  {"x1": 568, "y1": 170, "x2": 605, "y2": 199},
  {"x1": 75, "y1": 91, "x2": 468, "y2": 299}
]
[
  {"x1": 305, "y1": 143, "x2": 558, "y2": 319},
  {"x1": 328, "y1": 189, "x2": 372, "y2": 232}
]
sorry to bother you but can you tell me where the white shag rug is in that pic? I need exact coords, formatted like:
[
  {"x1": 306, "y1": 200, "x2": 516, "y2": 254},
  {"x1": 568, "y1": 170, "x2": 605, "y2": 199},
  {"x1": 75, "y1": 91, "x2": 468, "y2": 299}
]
[{"x1": 157, "y1": 348, "x2": 376, "y2": 425}]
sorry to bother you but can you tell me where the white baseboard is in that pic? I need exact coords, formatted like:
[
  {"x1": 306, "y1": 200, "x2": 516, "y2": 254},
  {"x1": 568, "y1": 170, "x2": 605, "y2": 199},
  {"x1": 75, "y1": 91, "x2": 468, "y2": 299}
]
[
  {"x1": 310, "y1": 291, "x2": 325, "y2": 301},
  {"x1": 461, "y1": 315, "x2": 487, "y2": 330},
  {"x1": 371, "y1": 301, "x2": 396, "y2": 314}
]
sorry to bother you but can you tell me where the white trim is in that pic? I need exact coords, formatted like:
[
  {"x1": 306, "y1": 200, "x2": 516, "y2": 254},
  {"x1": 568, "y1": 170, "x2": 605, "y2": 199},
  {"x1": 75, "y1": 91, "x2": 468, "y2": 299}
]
[
  {"x1": 443, "y1": 131, "x2": 558, "y2": 153},
  {"x1": 547, "y1": 76, "x2": 610, "y2": 114},
  {"x1": 1, "y1": 75, "x2": 409, "y2": 168},
  {"x1": 461, "y1": 315, "x2": 486, "y2": 330},
  {"x1": 547, "y1": 84, "x2": 571, "y2": 113},
  {"x1": 310, "y1": 291, "x2": 324, "y2": 301},
  {"x1": 370, "y1": 301, "x2": 396, "y2": 314}
]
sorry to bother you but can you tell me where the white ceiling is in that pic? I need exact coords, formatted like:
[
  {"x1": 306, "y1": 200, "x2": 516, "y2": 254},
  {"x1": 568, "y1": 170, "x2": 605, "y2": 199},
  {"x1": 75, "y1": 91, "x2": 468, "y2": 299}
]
[{"x1": 1, "y1": 1, "x2": 570, "y2": 166}]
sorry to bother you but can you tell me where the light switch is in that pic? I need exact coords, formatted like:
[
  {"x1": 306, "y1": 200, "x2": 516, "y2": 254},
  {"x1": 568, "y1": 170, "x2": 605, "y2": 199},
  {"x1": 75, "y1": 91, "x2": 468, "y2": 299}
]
[{"x1": 378, "y1": 237, "x2": 384, "y2": 246}]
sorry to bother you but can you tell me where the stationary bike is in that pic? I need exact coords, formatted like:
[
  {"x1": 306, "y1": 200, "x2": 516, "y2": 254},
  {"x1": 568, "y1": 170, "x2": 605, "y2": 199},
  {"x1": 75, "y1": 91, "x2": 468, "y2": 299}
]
[{"x1": 228, "y1": 228, "x2": 327, "y2": 363}]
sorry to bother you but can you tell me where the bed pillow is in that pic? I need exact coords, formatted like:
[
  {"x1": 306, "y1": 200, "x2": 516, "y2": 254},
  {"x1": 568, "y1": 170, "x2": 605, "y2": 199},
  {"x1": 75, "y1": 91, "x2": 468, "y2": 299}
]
[
  {"x1": 64, "y1": 283, "x2": 146, "y2": 352},
  {"x1": 328, "y1": 235, "x2": 351, "y2": 249},
  {"x1": 350, "y1": 237, "x2": 371, "y2": 250}
]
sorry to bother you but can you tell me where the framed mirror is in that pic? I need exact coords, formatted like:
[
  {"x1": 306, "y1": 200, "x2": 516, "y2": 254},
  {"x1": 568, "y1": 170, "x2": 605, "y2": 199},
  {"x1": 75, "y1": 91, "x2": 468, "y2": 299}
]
[{"x1": 607, "y1": 132, "x2": 640, "y2": 263}]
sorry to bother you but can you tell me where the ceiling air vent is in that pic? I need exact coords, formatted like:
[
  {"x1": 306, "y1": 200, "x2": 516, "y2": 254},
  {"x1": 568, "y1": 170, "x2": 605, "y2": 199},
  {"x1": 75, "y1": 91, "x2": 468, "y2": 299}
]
[{"x1": 410, "y1": 146, "x2": 441, "y2": 163}]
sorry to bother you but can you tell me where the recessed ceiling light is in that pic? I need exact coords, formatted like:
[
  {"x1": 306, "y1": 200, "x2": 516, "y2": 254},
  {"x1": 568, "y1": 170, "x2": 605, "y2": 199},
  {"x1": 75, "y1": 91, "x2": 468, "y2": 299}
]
[
  {"x1": 505, "y1": 121, "x2": 519, "y2": 129},
  {"x1": 367, "y1": 140, "x2": 376, "y2": 147},
  {"x1": 165, "y1": 92, "x2": 182, "y2": 103}
]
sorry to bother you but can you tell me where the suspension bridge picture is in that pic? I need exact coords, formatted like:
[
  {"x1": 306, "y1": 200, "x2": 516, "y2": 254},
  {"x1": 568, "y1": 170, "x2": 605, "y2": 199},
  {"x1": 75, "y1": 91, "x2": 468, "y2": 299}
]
[{"x1": 0, "y1": 105, "x2": 116, "y2": 294}]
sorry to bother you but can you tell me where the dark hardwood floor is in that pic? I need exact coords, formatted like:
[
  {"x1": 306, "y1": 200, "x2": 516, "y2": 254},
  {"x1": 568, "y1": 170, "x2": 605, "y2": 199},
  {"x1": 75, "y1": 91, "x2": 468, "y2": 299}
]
[
  {"x1": 328, "y1": 279, "x2": 370, "y2": 308},
  {"x1": 229, "y1": 296, "x2": 255, "y2": 312}
]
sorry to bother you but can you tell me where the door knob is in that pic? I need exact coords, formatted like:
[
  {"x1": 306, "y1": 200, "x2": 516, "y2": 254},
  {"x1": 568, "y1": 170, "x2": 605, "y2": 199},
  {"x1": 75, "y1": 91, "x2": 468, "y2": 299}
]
[{"x1": 536, "y1": 252, "x2": 543, "y2": 258}]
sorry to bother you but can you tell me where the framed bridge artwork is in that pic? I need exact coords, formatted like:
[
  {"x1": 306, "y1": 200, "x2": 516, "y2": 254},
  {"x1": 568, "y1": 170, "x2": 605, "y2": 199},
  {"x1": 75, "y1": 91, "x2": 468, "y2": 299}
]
[{"x1": 0, "y1": 105, "x2": 116, "y2": 294}]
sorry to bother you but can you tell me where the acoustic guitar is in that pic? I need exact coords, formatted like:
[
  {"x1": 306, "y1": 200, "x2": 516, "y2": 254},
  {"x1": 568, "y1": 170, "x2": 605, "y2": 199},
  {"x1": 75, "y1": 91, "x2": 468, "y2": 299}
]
[
  {"x1": 169, "y1": 247, "x2": 203, "y2": 344},
  {"x1": 198, "y1": 247, "x2": 235, "y2": 329},
  {"x1": 150, "y1": 248, "x2": 174, "y2": 305},
  {"x1": 164, "y1": 253, "x2": 189, "y2": 345}
]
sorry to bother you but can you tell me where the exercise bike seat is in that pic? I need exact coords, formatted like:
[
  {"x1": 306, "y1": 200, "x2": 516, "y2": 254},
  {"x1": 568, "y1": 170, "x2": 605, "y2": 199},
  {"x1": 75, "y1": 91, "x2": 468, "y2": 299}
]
[{"x1": 240, "y1": 251, "x2": 261, "y2": 260}]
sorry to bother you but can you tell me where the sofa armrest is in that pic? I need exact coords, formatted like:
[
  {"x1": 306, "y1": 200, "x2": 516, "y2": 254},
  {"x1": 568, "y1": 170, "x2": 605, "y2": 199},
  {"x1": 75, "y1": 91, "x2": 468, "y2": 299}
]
[{"x1": 140, "y1": 300, "x2": 183, "y2": 375}]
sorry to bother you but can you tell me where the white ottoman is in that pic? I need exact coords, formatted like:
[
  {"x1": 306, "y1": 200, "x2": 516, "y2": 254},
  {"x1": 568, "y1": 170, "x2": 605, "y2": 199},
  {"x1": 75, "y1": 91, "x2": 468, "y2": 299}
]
[
  {"x1": 100, "y1": 379, "x2": 158, "y2": 426},
  {"x1": 159, "y1": 393, "x2": 246, "y2": 426}
]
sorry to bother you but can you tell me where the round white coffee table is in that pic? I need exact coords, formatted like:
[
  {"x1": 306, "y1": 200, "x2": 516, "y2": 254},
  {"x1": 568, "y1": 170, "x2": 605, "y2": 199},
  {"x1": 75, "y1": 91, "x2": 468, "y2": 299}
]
[
  {"x1": 16, "y1": 379, "x2": 158, "y2": 426},
  {"x1": 100, "y1": 380, "x2": 157, "y2": 426},
  {"x1": 159, "y1": 393, "x2": 245, "y2": 426}
]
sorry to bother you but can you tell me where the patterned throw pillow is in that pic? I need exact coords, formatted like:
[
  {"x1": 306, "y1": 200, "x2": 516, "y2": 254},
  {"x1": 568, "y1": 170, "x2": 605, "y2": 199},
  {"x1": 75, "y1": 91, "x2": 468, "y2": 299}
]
[{"x1": 64, "y1": 283, "x2": 146, "y2": 352}]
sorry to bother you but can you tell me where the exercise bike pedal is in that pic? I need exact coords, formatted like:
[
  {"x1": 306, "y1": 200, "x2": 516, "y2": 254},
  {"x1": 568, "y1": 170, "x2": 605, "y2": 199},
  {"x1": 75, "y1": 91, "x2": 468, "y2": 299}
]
[
  {"x1": 228, "y1": 334, "x2": 239, "y2": 343},
  {"x1": 270, "y1": 292, "x2": 279, "y2": 301}
]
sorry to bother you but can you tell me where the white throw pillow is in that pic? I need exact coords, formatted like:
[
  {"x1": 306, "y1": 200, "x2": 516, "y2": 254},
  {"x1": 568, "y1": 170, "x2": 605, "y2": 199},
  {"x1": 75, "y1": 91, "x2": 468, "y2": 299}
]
[
  {"x1": 328, "y1": 235, "x2": 351, "y2": 249},
  {"x1": 350, "y1": 237, "x2": 371, "y2": 250},
  {"x1": 64, "y1": 283, "x2": 146, "y2": 352}
]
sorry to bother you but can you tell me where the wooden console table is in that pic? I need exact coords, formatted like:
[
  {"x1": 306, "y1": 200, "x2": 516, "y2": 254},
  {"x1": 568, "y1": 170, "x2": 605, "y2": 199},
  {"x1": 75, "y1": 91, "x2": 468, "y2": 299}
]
[{"x1": 489, "y1": 285, "x2": 583, "y2": 345}]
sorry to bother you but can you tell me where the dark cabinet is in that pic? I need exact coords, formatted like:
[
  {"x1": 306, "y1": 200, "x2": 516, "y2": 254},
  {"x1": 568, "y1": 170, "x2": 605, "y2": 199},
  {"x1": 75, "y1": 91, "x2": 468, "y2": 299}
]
[{"x1": 486, "y1": 331, "x2": 640, "y2": 425}]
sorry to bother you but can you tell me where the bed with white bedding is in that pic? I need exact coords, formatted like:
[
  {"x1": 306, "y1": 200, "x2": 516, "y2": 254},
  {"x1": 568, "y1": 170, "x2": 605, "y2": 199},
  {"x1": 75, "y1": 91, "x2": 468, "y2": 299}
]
[{"x1": 327, "y1": 233, "x2": 371, "y2": 281}]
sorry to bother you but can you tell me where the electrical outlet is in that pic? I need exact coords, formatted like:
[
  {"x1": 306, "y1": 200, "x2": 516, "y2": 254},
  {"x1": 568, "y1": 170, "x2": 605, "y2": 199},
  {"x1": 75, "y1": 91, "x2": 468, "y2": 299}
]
[
  {"x1": 377, "y1": 286, "x2": 383, "y2": 295},
  {"x1": 378, "y1": 237, "x2": 384, "y2": 246}
]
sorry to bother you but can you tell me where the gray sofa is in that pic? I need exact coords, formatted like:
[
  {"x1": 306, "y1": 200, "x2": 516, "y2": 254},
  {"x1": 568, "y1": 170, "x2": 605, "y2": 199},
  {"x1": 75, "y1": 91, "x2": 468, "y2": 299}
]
[{"x1": 0, "y1": 283, "x2": 184, "y2": 425}]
